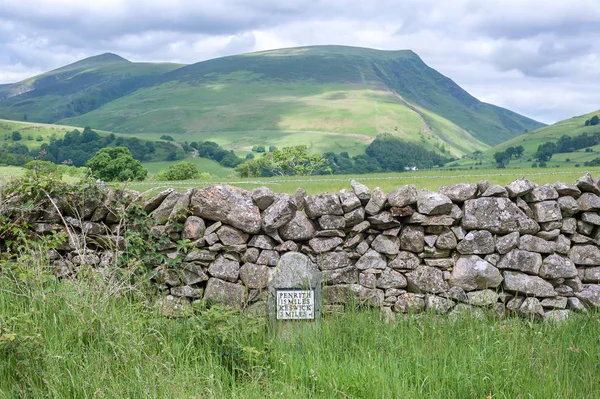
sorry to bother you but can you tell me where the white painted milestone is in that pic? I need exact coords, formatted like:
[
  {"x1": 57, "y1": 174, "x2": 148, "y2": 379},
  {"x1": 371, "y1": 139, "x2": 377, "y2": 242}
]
[{"x1": 276, "y1": 290, "x2": 315, "y2": 320}]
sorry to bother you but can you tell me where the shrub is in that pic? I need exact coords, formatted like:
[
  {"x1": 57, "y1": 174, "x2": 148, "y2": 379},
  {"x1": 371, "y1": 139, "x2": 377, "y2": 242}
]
[
  {"x1": 155, "y1": 161, "x2": 201, "y2": 180},
  {"x1": 160, "y1": 135, "x2": 174, "y2": 141}
]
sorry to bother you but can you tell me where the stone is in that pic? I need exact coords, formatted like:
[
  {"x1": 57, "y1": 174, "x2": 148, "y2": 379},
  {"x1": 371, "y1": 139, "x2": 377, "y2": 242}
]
[
  {"x1": 344, "y1": 207, "x2": 365, "y2": 227},
  {"x1": 576, "y1": 172, "x2": 600, "y2": 194},
  {"x1": 304, "y1": 193, "x2": 343, "y2": 218},
  {"x1": 406, "y1": 265, "x2": 448, "y2": 294},
  {"x1": 339, "y1": 189, "x2": 361, "y2": 212},
  {"x1": 435, "y1": 228, "x2": 457, "y2": 250},
  {"x1": 156, "y1": 295, "x2": 192, "y2": 318},
  {"x1": 425, "y1": 294, "x2": 455, "y2": 313},
  {"x1": 279, "y1": 212, "x2": 316, "y2": 241},
  {"x1": 577, "y1": 193, "x2": 600, "y2": 212},
  {"x1": 567, "y1": 297, "x2": 586, "y2": 311},
  {"x1": 451, "y1": 226, "x2": 467, "y2": 240},
  {"x1": 208, "y1": 256, "x2": 240, "y2": 282},
  {"x1": 536, "y1": 229, "x2": 560, "y2": 240},
  {"x1": 184, "y1": 250, "x2": 216, "y2": 263},
  {"x1": 409, "y1": 213, "x2": 455, "y2": 226},
  {"x1": 529, "y1": 184, "x2": 559, "y2": 202},
  {"x1": 506, "y1": 297, "x2": 525, "y2": 313},
  {"x1": 390, "y1": 206, "x2": 415, "y2": 218},
  {"x1": 359, "y1": 273, "x2": 377, "y2": 289},
  {"x1": 583, "y1": 267, "x2": 600, "y2": 283},
  {"x1": 239, "y1": 263, "x2": 269, "y2": 289},
  {"x1": 248, "y1": 235, "x2": 275, "y2": 250},
  {"x1": 293, "y1": 188, "x2": 306, "y2": 211},
  {"x1": 314, "y1": 252, "x2": 349, "y2": 271},
  {"x1": 351, "y1": 180, "x2": 371, "y2": 203},
  {"x1": 417, "y1": 189, "x2": 453, "y2": 216},
  {"x1": 190, "y1": 185, "x2": 261, "y2": 234},
  {"x1": 367, "y1": 211, "x2": 400, "y2": 228},
  {"x1": 561, "y1": 218, "x2": 577, "y2": 234},
  {"x1": 531, "y1": 201, "x2": 562, "y2": 223},
  {"x1": 323, "y1": 284, "x2": 383, "y2": 307},
  {"x1": 506, "y1": 178, "x2": 535, "y2": 198},
  {"x1": 181, "y1": 263, "x2": 209, "y2": 285},
  {"x1": 557, "y1": 196, "x2": 580, "y2": 217},
  {"x1": 497, "y1": 249, "x2": 542, "y2": 275},
  {"x1": 393, "y1": 293, "x2": 425, "y2": 313},
  {"x1": 518, "y1": 298, "x2": 545, "y2": 319},
  {"x1": 151, "y1": 191, "x2": 183, "y2": 223},
  {"x1": 323, "y1": 266, "x2": 358, "y2": 285},
  {"x1": 389, "y1": 251, "x2": 421, "y2": 270},
  {"x1": 575, "y1": 284, "x2": 600, "y2": 307},
  {"x1": 143, "y1": 188, "x2": 174, "y2": 213},
  {"x1": 181, "y1": 216, "x2": 206, "y2": 241},
  {"x1": 377, "y1": 268, "x2": 408, "y2": 289},
  {"x1": 275, "y1": 240, "x2": 299, "y2": 252},
  {"x1": 356, "y1": 249, "x2": 387, "y2": 270},
  {"x1": 256, "y1": 250, "x2": 279, "y2": 266},
  {"x1": 477, "y1": 180, "x2": 490, "y2": 194},
  {"x1": 540, "y1": 297, "x2": 568, "y2": 309},
  {"x1": 216, "y1": 225, "x2": 249, "y2": 246},
  {"x1": 168, "y1": 189, "x2": 192, "y2": 222},
  {"x1": 543, "y1": 309, "x2": 571, "y2": 322},
  {"x1": 399, "y1": 226, "x2": 425, "y2": 253},
  {"x1": 582, "y1": 211, "x2": 600, "y2": 225},
  {"x1": 571, "y1": 233, "x2": 594, "y2": 244},
  {"x1": 421, "y1": 246, "x2": 451, "y2": 259},
  {"x1": 518, "y1": 235, "x2": 555, "y2": 253},
  {"x1": 356, "y1": 241, "x2": 369, "y2": 255},
  {"x1": 371, "y1": 235, "x2": 400, "y2": 255},
  {"x1": 462, "y1": 197, "x2": 539, "y2": 234},
  {"x1": 565, "y1": 277, "x2": 584, "y2": 292},
  {"x1": 204, "y1": 278, "x2": 247, "y2": 309},
  {"x1": 516, "y1": 197, "x2": 535, "y2": 219},
  {"x1": 457, "y1": 230, "x2": 495, "y2": 255},
  {"x1": 425, "y1": 258, "x2": 454, "y2": 269},
  {"x1": 569, "y1": 245, "x2": 600, "y2": 265},
  {"x1": 555, "y1": 235, "x2": 571, "y2": 255},
  {"x1": 481, "y1": 185, "x2": 508, "y2": 197},
  {"x1": 365, "y1": 187, "x2": 387, "y2": 215},
  {"x1": 251, "y1": 186, "x2": 276, "y2": 210},
  {"x1": 171, "y1": 285, "x2": 203, "y2": 298},
  {"x1": 495, "y1": 232, "x2": 519, "y2": 254},
  {"x1": 438, "y1": 183, "x2": 477, "y2": 203},
  {"x1": 71, "y1": 254, "x2": 100, "y2": 266},
  {"x1": 387, "y1": 184, "x2": 418, "y2": 207},
  {"x1": 541, "y1": 221, "x2": 563, "y2": 231},
  {"x1": 308, "y1": 237, "x2": 343, "y2": 254},
  {"x1": 262, "y1": 194, "x2": 297, "y2": 231},
  {"x1": 467, "y1": 289, "x2": 498, "y2": 306},
  {"x1": 503, "y1": 271, "x2": 556, "y2": 297},
  {"x1": 450, "y1": 255, "x2": 503, "y2": 291},
  {"x1": 318, "y1": 215, "x2": 345, "y2": 230},
  {"x1": 539, "y1": 254, "x2": 578, "y2": 279}
]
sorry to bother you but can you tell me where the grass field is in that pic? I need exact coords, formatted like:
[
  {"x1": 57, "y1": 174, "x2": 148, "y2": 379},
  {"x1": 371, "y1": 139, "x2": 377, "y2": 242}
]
[
  {"x1": 0, "y1": 119, "x2": 76, "y2": 149},
  {"x1": 1, "y1": 271, "x2": 598, "y2": 399}
]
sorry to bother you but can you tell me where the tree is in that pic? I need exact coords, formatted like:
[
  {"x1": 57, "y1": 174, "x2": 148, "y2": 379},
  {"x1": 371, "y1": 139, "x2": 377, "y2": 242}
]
[
  {"x1": 493, "y1": 151, "x2": 510, "y2": 167},
  {"x1": 156, "y1": 161, "x2": 200, "y2": 180},
  {"x1": 514, "y1": 145, "x2": 524, "y2": 158},
  {"x1": 591, "y1": 115, "x2": 599, "y2": 126},
  {"x1": 12, "y1": 131, "x2": 21, "y2": 141},
  {"x1": 160, "y1": 135, "x2": 174, "y2": 141},
  {"x1": 87, "y1": 147, "x2": 147, "y2": 181},
  {"x1": 237, "y1": 145, "x2": 328, "y2": 177}
]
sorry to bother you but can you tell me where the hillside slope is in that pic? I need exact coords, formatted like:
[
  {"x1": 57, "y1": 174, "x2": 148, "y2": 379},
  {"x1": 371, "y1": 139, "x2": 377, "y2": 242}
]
[{"x1": 0, "y1": 54, "x2": 184, "y2": 123}]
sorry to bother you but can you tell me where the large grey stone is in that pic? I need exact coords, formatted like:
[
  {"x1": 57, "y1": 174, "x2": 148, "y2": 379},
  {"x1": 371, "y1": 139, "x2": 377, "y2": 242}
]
[
  {"x1": 350, "y1": 180, "x2": 371, "y2": 202},
  {"x1": 456, "y1": 230, "x2": 495, "y2": 255},
  {"x1": 539, "y1": 254, "x2": 577, "y2": 279},
  {"x1": 505, "y1": 178, "x2": 535, "y2": 198},
  {"x1": 323, "y1": 266, "x2": 358, "y2": 285},
  {"x1": 557, "y1": 196, "x2": 580, "y2": 217},
  {"x1": 393, "y1": 293, "x2": 425, "y2": 313},
  {"x1": 389, "y1": 251, "x2": 421, "y2": 270},
  {"x1": 262, "y1": 194, "x2": 297, "y2": 231},
  {"x1": 574, "y1": 284, "x2": 600, "y2": 308},
  {"x1": 583, "y1": 267, "x2": 600, "y2": 283},
  {"x1": 530, "y1": 201, "x2": 562, "y2": 223},
  {"x1": 344, "y1": 207, "x2": 365, "y2": 227},
  {"x1": 496, "y1": 232, "x2": 520, "y2": 254},
  {"x1": 449, "y1": 255, "x2": 503, "y2": 291},
  {"x1": 248, "y1": 235, "x2": 276, "y2": 250},
  {"x1": 318, "y1": 215, "x2": 345, "y2": 230},
  {"x1": 438, "y1": 183, "x2": 477, "y2": 203},
  {"x1": 518, "y1": 235, "x2": 555, "y2": 253},
  {"x1": 425, "y1": 294, "x2": 455, "y2": 314},
  {"x1": 279, "y1": 212, "x2": 316, "y2": 241},
  {"x1": 503, "y1": 271, "x2": 556, "y2": 297},
  {"x1": 406, "y1": 265, "x2": 448, "y2": 294},
  {"x1": 417, "y1": 190, "x2": 453, "y2": 216},
  {"x1": 318, "y1": 251, "x2": 351, "y2": 270},
  {"x1": 239, "y1": 263, "x2": 269, "y2": 289},
  {"x1": 436, "y1": 228, "x2": 458, "y2": 250},
  {"x1": 309, "y1": 237, "x2": 343, "y2": 254},
  {"x1": 304, "y1": 193, "x2": 343, "y2": 218},
  {"x1": 529, "y1": 184, "x2": 559, "y2": 202},
  {"x1": 365, "y1": 187, "x2": 387, "y2": 215},
  {"x1": 256, "y1": 250, "x2": 280, "y2": 266},
  {"x1": 377, "y1": 268, "x2": 408, "y2": 289},
  {"x1": 143, "y1": 188, "x2": 174, "y2": 213},
  {"x1": 569, "y1": 245, "x2": 600, "y2": 265},
  {"x1": 151, "y1": 191, "x2": 183, "y2": 223},
  {"x1": 356, "y1": 249, "x2": 387, "y2": 270},
  {"x1": 577, "y1": 193, "x2": 600, "y2": 211},
  {"x1": 204, "y1": 278, "x2": 247, "y2": 309},
  {"x1": 181, "y1": 263, "x2": 209, "y2": 285},
  {"x1": 467, "y1": 289, "x2": 499, "y2": 306},
  {"x1": 182, "y1": 216, "x2": 206, "y2": 241},
  {"x1": 540, "y1": 297, "x2": 568, "y2": 309},
  {"x1": 208, "y1": 256, "x2": 240, "y2": 282},
  {"x1": 497, "y1": 249, "x2": 542, "y2": 275},
  {"x1": 387, "y1": 184, "x2": 418, "y2": 207},
  {"x1": 576, "y1": 172, "x2": 600, "y2": 194},
  {"x1": 216, "y1": 225, "x2": 249, "y2": 245},
  {"x1": 462, "y1": 197, "x2": 539, "y2": 234},
  {"x1": 481, "y1": 185, "x2": 508, "y2": 197},
  {"x1": 251, "y1": 186, "x2": 276, "y2": 210},
  {"x1": 371, "y1": 235, "x2": 400, "y2": 255},
  {"x1": 518, "y1": 297, "x2": 545, "y2": 319},
  {"x1": 323, "y1": 284, "x2": 383, "y2": 307},
  {"x1": 339, "y1": 189, "x2": 361, "y2": 212},
  {"x1": 190, "y1": 185, "x2": 261, "y2": 234},
  {"x1": 171, "y1": 285, "x2": 203, "y2": 298},
  {"x1": 581, "y1": 211, "x2": 600, "y2": 225},
  {"x1": 554, "y1": 182, "x2": 582, "y2": 198},
  {"x1": 399, "y1": 226, "x2": 425, "y2": 253}
]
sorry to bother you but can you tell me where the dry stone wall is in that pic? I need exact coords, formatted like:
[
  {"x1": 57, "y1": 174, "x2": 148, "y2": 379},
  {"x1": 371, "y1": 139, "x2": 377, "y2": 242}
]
[{"x1": 5, "y1": 173, "x2": 600, "y2": 320}]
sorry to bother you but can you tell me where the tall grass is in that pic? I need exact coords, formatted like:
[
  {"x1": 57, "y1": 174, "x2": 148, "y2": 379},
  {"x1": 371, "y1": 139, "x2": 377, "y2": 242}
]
[{"x1": 1, "y1": 264, "x2": 599, "y2": 399}]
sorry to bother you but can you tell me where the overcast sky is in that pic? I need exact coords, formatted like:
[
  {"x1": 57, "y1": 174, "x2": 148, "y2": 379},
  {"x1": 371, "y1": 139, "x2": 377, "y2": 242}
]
[{"x1": 1, "y1": 0, "x2": 599, "y2": 124}]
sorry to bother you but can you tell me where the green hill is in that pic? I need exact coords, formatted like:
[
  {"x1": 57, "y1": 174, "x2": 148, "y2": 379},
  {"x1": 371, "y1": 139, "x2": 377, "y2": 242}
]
[
  {"x1": 455, "y1": 109, "x2": 600, "y2": 168},
  {"x1": 0, "y1": 46, "x2": 544, "y2": 158}
]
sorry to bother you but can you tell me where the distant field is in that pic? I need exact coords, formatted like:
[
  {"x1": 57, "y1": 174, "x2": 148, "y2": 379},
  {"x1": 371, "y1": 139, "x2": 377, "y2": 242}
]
[
  {"x1": 117, "y1": 167, "x2": 600, "y2": 196},
  {"x1": 0, "y1": 119, "x2": 75, "y2": 149}
]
